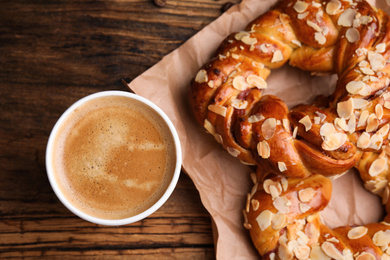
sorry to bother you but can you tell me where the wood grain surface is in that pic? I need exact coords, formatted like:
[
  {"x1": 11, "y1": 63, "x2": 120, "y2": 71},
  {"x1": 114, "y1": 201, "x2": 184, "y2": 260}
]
[{"x1": 0, "y1": 0, "x2": 240, "y2": 258}]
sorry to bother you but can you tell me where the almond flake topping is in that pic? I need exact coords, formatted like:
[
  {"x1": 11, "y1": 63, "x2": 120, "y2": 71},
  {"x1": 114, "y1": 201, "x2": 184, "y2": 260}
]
[
  {"x1": 272, "y1": 50, "x2": 284, "y2": 63},
  {"x1": 347, "y1": 226, "x2": 368, "y2": 239},
  {"x1": 326, "y1": 0, "x2": 341, "y2": 15},
  {"x1": 385, "y1": 101, "x2": 390, "y2": 110},
  {"x1": 227, "y1": 147, "x2": 241, "y2": 157},
  {"x1": 320, "y1": 123, "x2": 336, "y2": 136},
  {"x1": 294, "y1": 1, "x2": 308, "y2": 13},
  {"x1": 356, "y1": 252, "x2": 375, "y2": 260},
  {"x1": 379, "y1": 124, "x2": 390, "y2": 136},
  {"x1": 358, "y1": 110, "x2": 369, "y2": 127},
  {"x1": 208, "y1": 104, "x2": 227, "y2": 117},
  {"x1": 282, "y1": 118, "x2": 290, "y2": 132},
  {"x1": 279, "y1": 242, "x2": 294, "y2": 260},
  {"x1": 322, "y1": 132, "x2": 347, "y2": 151},
  {"x1": 260, "y1": 44, "x2": 268, "y2": 53},
  {"x1": 234, "y1": 31, "x2": 250, "y2": 41},
  {"x1": 346, "y1": 28, "x2": 360, "y2": 43},
  {"x1": 298, "y1": 12, "x2": 309, "y2": 20},
  {"x1": 373, "y1": 230, "x2": 390, "y2": 246},
  {"x1": 348, "y1": 114, "x2": 356, "y2": 134},
  {"x1": 278, "y1": 161, "x2": 287, "y2": 172},
  {"x1": 241, "y1": 35, "x2": 258, "y2": 46},
  {"x1": 346, "y1": 81, "x2": 367, "y2": 95},
  {"x1": 310, "y1": 244, "x2": 330, "y2": 259},
  {"x1": 231, "y1": 99, "x2": 248, "y2": 110},
  {"x1": 376, "y1": 43, "x2": 387, "y2": 53},
  {"x1": 292, "y1": 39, "x2": 302, "y2": 47},
  {"x1": 248, "y1": 114, "x2": 265, "y2": 123},
  {"x1": 299, "y1": 115, "x2": 312, "y2": 131},
  {"x1": 335, "y1": 117, "x2": 349, "y2": 132},
  {"x1": 357, "y1": 132, "x2": 370, "y2": 149},
  {"x1": 251, "y1": 199, "x2": 260, "y2": 211},
  {"x1": 299, "y1": 203, "x2": 311, "y2": 213},
  {"x1": 272, "y1": 213, "x2": 287, "y2": 230},
  {"x1": 338, "y1": 8, "x2": 358, "y2": 27},
  {"x1": 257, "y1": 140, "x2": 270, "y2": 159},
  {"x1": 298, "y1": 188, "x2": 316, "y2": 202},
  {"x1": 376, "y1": 104, "x2": 384, "y2": 119},
  {"x1": 353, "y1": 98, "x2": 369, "y2": 109},
  {"x1": 360, "y1": 16, "x2": 373, "y2": 25},
  {"x1": 337, "y1": 98, "x2": 354, "y2": 119},
  {"x1": 263, "y1": 179, "x2": 282, "y2": 197},
  {"x1": 262, "y1": 118, "x2": 277, "y2": 140},
  {"x1": 273, "y1": 196, "x2": 290, "y2": 214},
  {"x1": 369, "y1": 157, "x2": 387, "y2": 177},
  {"x1": 368, "y1": 51, "x2": 386, "y2": 71},
  {"x1": 204, "y1": 119, "x2": 216, "y2": 135},
  {"x1": 307, "y1": 21, "x2": 322, "y2": 32},
  {"x1": 315, "y1": 32, "x2": 327, "y2": 45},
  {"x1": 247, "y1": 75, "x2": 267, "y2": 89},
  {"x1": 232, "y1": 76, "x2": 249, "y2": 91},
  {"x1": 366, "y1": 113, "x2": 379, "y2": 132},
  {"x1": 256, "y1": 210, "x2": 273, "y2": 231},
  {"x1": 294, "y1": 245, "x2": 310, "y2": 260},
  {"x1": 321, "y1": 242, "x2": 344, "y2": 260},
  {"x1": 195, "y1": 69, "x2": 208, "y2": 83}
]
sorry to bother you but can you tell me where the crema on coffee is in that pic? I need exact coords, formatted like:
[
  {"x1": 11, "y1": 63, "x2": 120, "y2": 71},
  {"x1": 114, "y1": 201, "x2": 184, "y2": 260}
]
[{"x1": 52, "y1": 96, "x2": 176, "y2": 220}]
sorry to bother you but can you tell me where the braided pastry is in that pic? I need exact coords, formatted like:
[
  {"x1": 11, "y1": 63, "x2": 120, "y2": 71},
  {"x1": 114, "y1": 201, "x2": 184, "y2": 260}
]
[{"x1": 189, "y1": 0, "x2": 390, "y2": 258}]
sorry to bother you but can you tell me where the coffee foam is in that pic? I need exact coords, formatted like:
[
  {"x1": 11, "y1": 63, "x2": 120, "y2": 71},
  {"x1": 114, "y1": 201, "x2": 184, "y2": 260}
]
[{"x1": 52, "y1": 96, "x2": 176, "y2": 220}]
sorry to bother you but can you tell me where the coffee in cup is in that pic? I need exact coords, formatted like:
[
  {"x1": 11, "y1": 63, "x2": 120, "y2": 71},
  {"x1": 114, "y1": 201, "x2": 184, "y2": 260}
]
[{"x1": 46, "y1": 91, "x2": 181, "y2": 225}]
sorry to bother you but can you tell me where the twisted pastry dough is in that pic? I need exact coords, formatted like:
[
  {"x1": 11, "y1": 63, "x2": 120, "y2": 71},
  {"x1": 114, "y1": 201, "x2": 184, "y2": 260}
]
[{"x1": 189, "y1": 0, "x2": 390, "y2": 258}]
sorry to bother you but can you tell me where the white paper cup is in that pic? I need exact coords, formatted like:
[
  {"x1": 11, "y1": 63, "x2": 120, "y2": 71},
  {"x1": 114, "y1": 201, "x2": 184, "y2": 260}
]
[{"x1": 46, "y1": 91, "x2": 182, "y2": 226}]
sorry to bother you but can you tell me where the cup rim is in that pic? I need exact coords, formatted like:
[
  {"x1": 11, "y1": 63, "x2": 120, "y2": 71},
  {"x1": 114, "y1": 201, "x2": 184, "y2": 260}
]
[{"x1": 45, "y1": 90, "x2": 182, "y2": 226}]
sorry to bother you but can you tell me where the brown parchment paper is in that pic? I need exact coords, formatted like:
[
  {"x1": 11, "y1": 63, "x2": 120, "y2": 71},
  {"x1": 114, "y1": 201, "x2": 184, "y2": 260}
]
[{"x1": 128, "y1": 0, "x2": 390, "y2": 258}]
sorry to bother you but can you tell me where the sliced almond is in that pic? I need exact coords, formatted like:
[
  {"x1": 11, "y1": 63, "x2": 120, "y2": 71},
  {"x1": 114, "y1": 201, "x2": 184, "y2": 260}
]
[
  {"x1": 234, "y1": 31, "x2": 250, "y2": 41},
  {"x1": 348, "y1": 114, "x2": 356, "y2": 134},
  {"x1": 293, "y1": 126, "x2": 298, "y2": 138},
  {"x1": 353, "y1": 98, "x2": 370, "y2": 109},
  {"x1": 251, "y1": 199, "x2": 260, "y2": 211},
  {"x1": 256, "y1": 210, "x2": 273, "y2": 231},
  {"x1": 247, "y1": 74, "x2": 267, "y2": 89},
  {"x1": 299, "y1": 203, "x2": 311, "y2": 213},
  {"x1": 294, "y1": 245, "x2": 310, "y2": 260},
  {"x1": 272, "y1": 50, "x2": 284, "y2": 63},
  {"x1": 273, "y1": 196, "x2": 290, "y2": 214},
  {"x1": 356, "y1": 252, "x2": 376, "y2": 260},
  {"x1": 248, "y1": 114, "x2": 265, "y2": 123},
  {"x1": 385, "y1": 101, "x2": 390, "y2": 110},
  {"x1": 278, "y1": 161, "x2": 287, "y2": 172},
  {"x1": 360, "y1": 15, "x2": 373, "y2": 25},
  {"x1": 257, "y1": 140, "x2": 270, "y2": 159},
  {"x1": 337, "y1": 98, "x2": 354, "y2": 119},
  {"x1": 372, "y1": 230, "x2": 390, "y2": 246},
  {"x1": 326, "y1": 0, "x2": 341, "y2": 15},
  {"x1": 204, "y1": 119, "x2": 216, "y2": 135},
  {"x1": 195, "y1": 69, "x2": 208, "y2": 83},
  {"x1": 336, "y1": 118, "x2": 349, "y2": 132},
  {"x1": 241, "y1": 35, "x2": 257, "y2": 46},
  {"x1": 376, "y1": 43, "x2": 387, "y2": 53},
  {"x1": 227, "y1": 147, "x2": 240, "y2": 157},
  {"x1": 321, "y1": 242, "x2": 344, "y2": 260},
  {"x1": 357, "y1": 132, "x2": 371, "y2": 149},
  {"x1": 379, "y1": 124, "x2": 390, "y2": 137},
  {"x1": 376, "y1": 104, "x2": 384, "y2": 119},
  {"x1": 358, "y1": 110, "x2": 370, "y2": 127},
  {"x1": 347, "y1": 226, "x2": 368, "y2": 239},
  {"x1": 368, "y1": 51, "x2": 386, "y2": 71},
  {"x1": 262, "y1": 118, "x2": 277, "y2": 140},
  {"x1": 346, "y1": 81, "x2": 367, "y2": 95},
  {"x1": 279, "y1": 242, "x2": 294, "y2": 260},
  {"x1": 369, "y1": 157, "x2": 387, "y2": 177},
  {"x1": 272, "y1": 213, "x2": 287, "y2": 230},
  {"x1": 366, "y1": 113, "x2": 379, "y2": 132},
  {"x1": 299, "y1": 115, "x2": 312, "y2": 131},
  {"x1": 346, "y1": 28, "x2": 360, "y2": 43},
  {"x1": 281, "y1": 177, "x2": 288, "y2": 192},
  {"x1": 231, "y1": 99, "x2": 248, "y2": 110},
  {"x1": 322, "y1": 132, "x2": 347, "y2": 151},
  {"x1": 310, "y1": 244, "x2": 331, "y2": 260},
  {"x1": 294, "y1": 1, "x2": 308, "y2": 13},
  {"x1": 307, "y1": 20, "x2": 322, "y2": 32},
  {"x1": 315, "y1": 32, "x2": 327, "y2": 45},
  {"x1": 338, "y1": 8, "x2": 358, "y2": 27},
  {"x1": 208, "y1": 104, "x2": 227, "y2": 117},
  {"x1": 298, "y1": 188, "x2": 316, "y2": 203},
  {"x1": 298, "y1": 12, "x2": 309, "y2": 20},
  {"x1": 232, "y1": 75, "x2": 249, "y2": 91}
]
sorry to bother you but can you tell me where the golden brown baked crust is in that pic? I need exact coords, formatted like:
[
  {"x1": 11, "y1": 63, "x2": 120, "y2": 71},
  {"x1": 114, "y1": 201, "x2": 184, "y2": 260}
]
[{"x1": 190, "y1": 0, "x2": 390, "y2": 258}]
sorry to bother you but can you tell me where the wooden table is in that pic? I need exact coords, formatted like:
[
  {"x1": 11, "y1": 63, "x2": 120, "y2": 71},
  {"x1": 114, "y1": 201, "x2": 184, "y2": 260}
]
[{"x1": 0, "y1": 0, "x2": 239, "y2": 258}]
